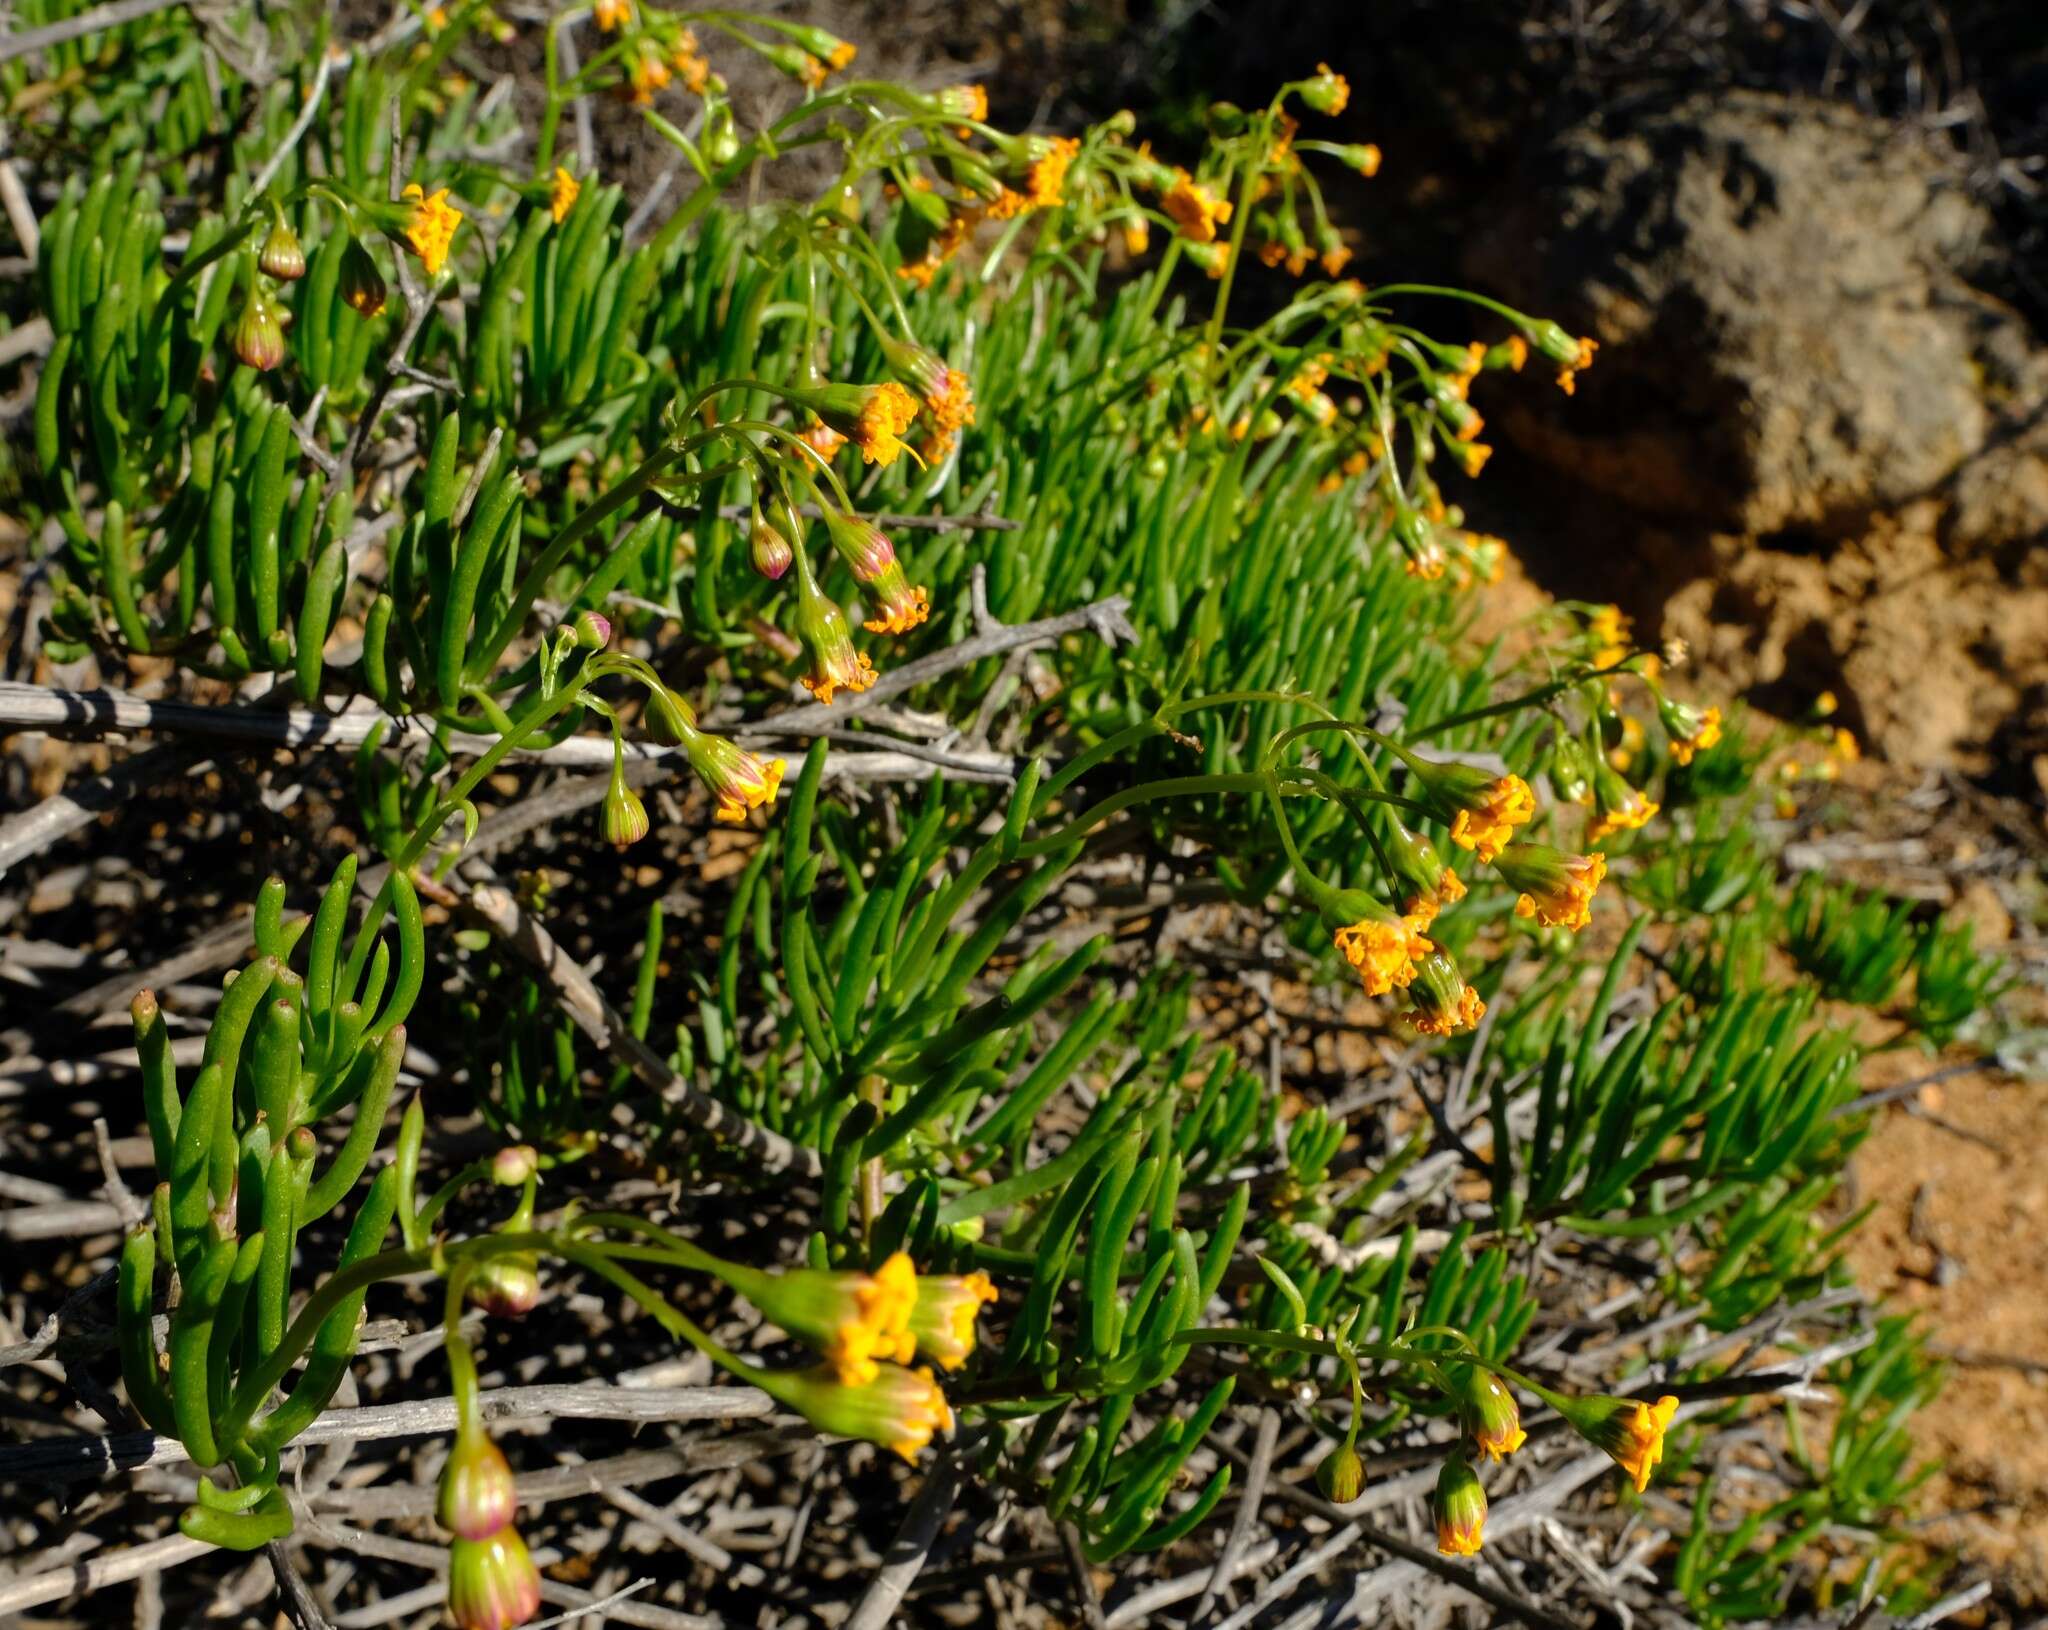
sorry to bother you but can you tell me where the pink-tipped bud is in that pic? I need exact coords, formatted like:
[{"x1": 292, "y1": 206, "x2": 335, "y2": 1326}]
[
  {"x1": 447, "y1": 1525, "x2": 542, "y2": 1630},
  {"x1": 467, "y1": 1254, "x2": 541, "y2": 1318},
  {"x1": 232, "y1": 288, "x2": 285, "y2": 372},
  {"x1": 491, "y1": 1145, "x2": 538, "y2": 1187},
  {"x1": 572, "y1": 610, "x2": 611, "y2": 650},
  {"x1": 750, "y1": 520, "x2": 794, "y2": 580},
  {"x1": 259, "y1": 217, "x2": 307, "y2": 281},
  {"x1": 438, "y1": 1428, "x2": 518, "y2": 1540},
  {"x1": 602, "y1": 777, "x2": 649, "y2": 849}
]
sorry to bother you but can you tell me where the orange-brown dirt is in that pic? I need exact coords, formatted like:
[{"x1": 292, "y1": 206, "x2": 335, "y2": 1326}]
[{"x1": 1843, "y1": 1055, "x2": 2048, "y2": 1604}]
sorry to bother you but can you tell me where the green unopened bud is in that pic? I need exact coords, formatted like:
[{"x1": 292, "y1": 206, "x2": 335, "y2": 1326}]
[
  {"x1": 750, "y1": 519, "x2": 793, "y2": 580},
  {"x1": 703, "y1": 101, "x2": 740, "y2": 167},
  {"x1": 1548, "y1": 733, "x2": 1595, "y2": 804},
  {"x1": 339, "y1": 238, "x2": 388, "y2": 317},
  {"x1": 1432, "y1": 1456, "x2": 1486, "y2": 1556},
  {"x1": 438, "y1": 1425, "x2": 518, "y2": 1540},
  {"x1": 491, "y1": 1145, "x2": 538, "y2": 1186},
  {"x1": 572, "y1": 610, "x2": 611, "y2": 650},
  {"x1": 447, "y1": 1525, "x2": 541, "y2": 1630},
  {"x1": 1207, "y1": 100, "x2": 1249, "y2": 135},
  {"x1": 232, "y1": 286, "x2": 285, "y2": 372},
  {"x1": 259, "y1": 217, "x2": 306, "y2": 281},
  {"x1": 1314, "y1": 1441, "x2": 1365, "y2": 1503},
  {"x1": 602, "y1": 775, "x2": 649, "y2": 848},
  {"x1": 467, "y1": 1254, "x2": 541, "y2": 1318}
]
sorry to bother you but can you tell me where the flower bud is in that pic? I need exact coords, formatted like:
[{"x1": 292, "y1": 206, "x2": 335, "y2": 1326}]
[
  {"x1": 1548, "y1": 734, "x2": 1595, "y2": 804},
  {"x1": 232, "y1": 286, "x2": 285, "y2": 372},
  {"x1": 467, "y1": 1254, "x2": 541, "y2": 1318},
  {"x1": 1315, "y1": 1441, "x2": 1366, "y2": 1504},
  {"x1": 1432, "y1": 1456, "x2": 1486, "y2": 1556},
  {"x1": 598, "y1": 761, "x2": 647, "y2": 851},
  {"x1": 438, "y1": 1426, "x2": 518, "y2": 1540},
  {"x1": 703, "y1": 101, "x2": 740, "y2": 166},
  {"x1": 491, "y1": 1145, "x2": 538, "y2": 1187},
  {"x1": 749, "y1": 519, "x2": 794, "y2": 580},
  {"x1": 339, "y1": 238, "x2": 388, "y2": 317},
  {"x1": 259, "y1": 217, "x2": 306, "y2": 281},
  {"x1": 447, "y1": 1525, "x2": 542, "y2": 1630},
  {"x1": 1299, "y1": 62, "x2": 1350, "y2": 116},
  {"x1": 572, "y1": 610, "x2": 611, "y2": 650},
  {"x1": 1449, "y1": 1364, "x2": 1525, "y2": 1462}
]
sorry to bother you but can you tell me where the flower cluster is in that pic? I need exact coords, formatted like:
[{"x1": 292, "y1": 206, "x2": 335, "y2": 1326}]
[{"x1": 1420, "y1": 1367, "x2": 1681, "y2": 1558}]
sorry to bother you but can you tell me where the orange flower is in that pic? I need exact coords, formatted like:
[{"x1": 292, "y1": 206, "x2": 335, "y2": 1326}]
[
  {"x1": 549, "y1": 166, "x2": 580, "y2": 225},
  {"x1": 399, "y1": 183, "x2": 463, "y2": 278},
  {"x1": 1331, "y1": 904, "x2": 1433, "y2": 998},
  {"x1": 1161, "y1": 169, "x2": 1232, "y2": 244}
]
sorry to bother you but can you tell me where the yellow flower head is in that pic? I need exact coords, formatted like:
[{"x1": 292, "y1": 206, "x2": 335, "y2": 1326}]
[
  {"x1": 1023, "y1": 136, "x2": 1080, "y2": 209},
  {"x1": 1404, "y1": 950, "x2": 1485, "y2": 1037},
  {"x1": 853, "y1": 381, "x2": 921, "y2": 467},
  {"x1": 1443, "y1": 774, "x2": 1536, "y2": 864},
  {"x1": 909, "y1": 1272, "x2": 998, "y2": 1371},
  {"x1": 823, "y1": 1252, "x2": 920, "y2": 1385},
  {"x1": 624, "y1": 40, "x2": 671, "y2": 102},
  {"x1": 701, "y1": 741, "x2": 786, "y2": 826},
  {"x1": 1162, "y1": 169, "x2": 1233, "y2": 244},
  {"x1": 1556, "y1": 334, "x2": 1599, "y2": 395},
  {"x1": 1332, "y1": 907, "x2": 1434, "y2": 998},
  {"x1": 549, "y1": 166, "x2": 581, "y2": 225},
  {"x1": 1832, "y1": 726, "x2": 1860, "y2": 762},
  {"x1": 1662, "y1": 700, "x2": 1722, "y2": 765},
  {"x1": 1500, "y1": 844, "x2": 1607, "y2": 933},
  {"x1": 1122, "y1": 217, "x2": 1151, "y2": 257},
  {"x1": 399, "y1": 183, "x2": 463, "y2": 279},
  {"x1": 1304, "y1": 62, "x2": 1350, "y2": 115},
  {"x1": 1587, "y1": 603, "x2": 1630, "y2": 667},
  {"x1": 775, "y1": 1361, "x2": 955, "y2": 1463},
  {"x1": 1588, "y1": 765, "x2": 1658, "y2": 842},
  {"x1": 1565, "y1": 1394, "x2": 1680, "y2": 1493},
  {"x1": 592, "y1": 0, "x2": 630, "y2": 29}
]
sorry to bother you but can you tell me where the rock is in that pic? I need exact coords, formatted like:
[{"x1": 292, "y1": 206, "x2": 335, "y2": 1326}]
[{"x1": 1466, "y1": 89, "x2": 2031, "y2": 535}]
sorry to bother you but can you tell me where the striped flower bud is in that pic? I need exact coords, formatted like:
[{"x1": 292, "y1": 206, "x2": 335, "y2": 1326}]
[
  {"x1": 1449, "y1": 1364, "x2": 1526, "y2": 1463},
  {"x1": 1432, "y1": 1456, "x2": 1486, "y2": 1556},
  {"x1": 447, "y1": 1525, "x2": 541, "y2": 1630},
  {"x1": 258, "y1": 217, "x2": 306, "y2": 281},
  {"x1": 438, "y1": 1425, "x2": 518, "y2": 1541}
]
